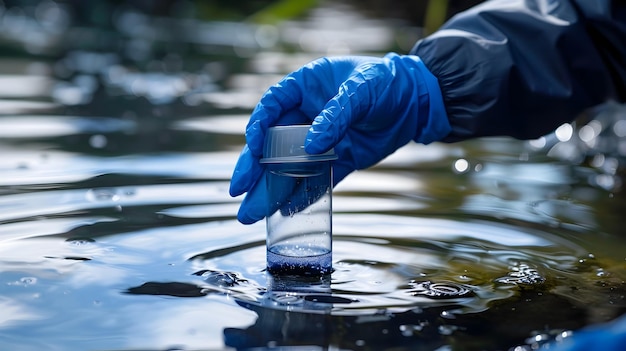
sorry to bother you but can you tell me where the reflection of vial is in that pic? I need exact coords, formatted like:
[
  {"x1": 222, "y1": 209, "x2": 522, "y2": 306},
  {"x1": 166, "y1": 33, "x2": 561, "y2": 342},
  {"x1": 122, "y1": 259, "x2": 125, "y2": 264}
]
[
  {"x1": 264, "y1": 273, "x2": 333, "y2": 312},
  {"x1": 260, "y1": 125, "x2": 337, "y2": 276}
]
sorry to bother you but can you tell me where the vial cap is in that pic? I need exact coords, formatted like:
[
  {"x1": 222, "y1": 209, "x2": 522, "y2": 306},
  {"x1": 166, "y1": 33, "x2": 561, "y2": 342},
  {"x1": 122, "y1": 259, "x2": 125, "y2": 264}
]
[{"x1": 260, "y1": 125, "x2": 337, "y2": 163}]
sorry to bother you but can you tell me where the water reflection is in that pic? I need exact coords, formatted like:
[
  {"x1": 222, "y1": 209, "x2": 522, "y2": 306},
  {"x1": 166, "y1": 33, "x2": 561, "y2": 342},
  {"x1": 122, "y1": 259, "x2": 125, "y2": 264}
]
[
  {"x1": 0, "y1": 115, "x2": 135, "y2": 138},
  {"x1": 0, "y1": 74, "x2": 52, "y2": 97}
]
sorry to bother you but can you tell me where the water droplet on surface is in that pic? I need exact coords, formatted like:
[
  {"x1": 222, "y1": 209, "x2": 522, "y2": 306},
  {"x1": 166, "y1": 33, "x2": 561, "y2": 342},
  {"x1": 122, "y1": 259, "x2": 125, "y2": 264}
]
[
  {"x1": 197, "y1": 270, "x2": 241, "y2": 288},
  {"x1": 408, "y1": 281, "x2": 473, "y2": 299},
  {"x1": 494, "y1": 263, "x2": 545, "y2": 286}
]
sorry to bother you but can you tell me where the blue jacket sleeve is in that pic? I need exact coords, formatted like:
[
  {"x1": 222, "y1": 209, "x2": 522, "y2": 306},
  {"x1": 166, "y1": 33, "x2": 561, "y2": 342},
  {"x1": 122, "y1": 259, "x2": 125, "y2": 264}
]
[{"x1": 410, "y1": 0, "x2": 626, "y2": 142}]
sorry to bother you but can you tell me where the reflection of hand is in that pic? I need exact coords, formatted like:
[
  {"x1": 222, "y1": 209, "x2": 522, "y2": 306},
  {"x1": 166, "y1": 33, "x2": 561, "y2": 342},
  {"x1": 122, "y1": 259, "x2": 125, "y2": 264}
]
[{"x1": 230, "y1": 53, "x2": 451, "y2": 224}]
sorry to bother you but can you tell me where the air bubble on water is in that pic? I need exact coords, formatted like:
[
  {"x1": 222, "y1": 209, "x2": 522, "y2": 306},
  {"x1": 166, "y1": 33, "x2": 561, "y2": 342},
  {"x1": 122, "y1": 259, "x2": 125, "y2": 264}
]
[
  {"x1": 408, "y1": 281, "x2": 473, "y2": 299},
  {"x1": 89, "y1": 134, "x2": 108, "y2": 148},
  {"x1": 65, "y1": 237, "x2": 95, "y2": 246},
  {"x1": 21, "y1": 277, "x2": 37, "y2": 285},
  {"x1": 355, "y1": 340, "x2": 365, "y2": 346},
  {"x1": 199, "y1": 270, "x2": 241, "y2": 288},
  {"x1": 494, "y1": 263, "x2": 545, "y2": 286},
  {"x1": 9, "y1": 277, "x2": 38, "y2": 286},
  {"x1": 86, "y1": 188, "x2": 120, "y2": 202}
]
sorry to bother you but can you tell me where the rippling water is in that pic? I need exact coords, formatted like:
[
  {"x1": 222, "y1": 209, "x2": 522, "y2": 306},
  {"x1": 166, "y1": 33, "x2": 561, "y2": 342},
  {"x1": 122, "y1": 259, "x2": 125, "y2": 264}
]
[{"x1": 1, "y1": 2, "x2": 625, "y2": 351}]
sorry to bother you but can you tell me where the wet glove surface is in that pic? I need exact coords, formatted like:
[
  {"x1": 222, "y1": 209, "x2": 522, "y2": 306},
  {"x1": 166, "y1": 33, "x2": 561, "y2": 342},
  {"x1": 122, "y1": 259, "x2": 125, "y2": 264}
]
[{"x1": 230, "y1": 53, "x2": 451, "y2": 224}]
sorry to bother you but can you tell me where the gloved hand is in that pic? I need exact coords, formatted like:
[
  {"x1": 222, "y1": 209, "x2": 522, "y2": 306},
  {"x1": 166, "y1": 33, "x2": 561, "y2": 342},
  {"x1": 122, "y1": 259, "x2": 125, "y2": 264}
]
[
  {"x1": 549, "y1": 314, "x2": 626, "y2": 351},
  {"x1": 230, "y1": 52, "x2": 451, "y2": 224}
]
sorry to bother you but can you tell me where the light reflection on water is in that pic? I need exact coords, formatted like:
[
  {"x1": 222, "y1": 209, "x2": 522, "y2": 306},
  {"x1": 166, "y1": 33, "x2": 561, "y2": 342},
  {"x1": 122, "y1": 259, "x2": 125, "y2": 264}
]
[{"x1": 0, "y1": 2, "x2": 625, "y2": 351}]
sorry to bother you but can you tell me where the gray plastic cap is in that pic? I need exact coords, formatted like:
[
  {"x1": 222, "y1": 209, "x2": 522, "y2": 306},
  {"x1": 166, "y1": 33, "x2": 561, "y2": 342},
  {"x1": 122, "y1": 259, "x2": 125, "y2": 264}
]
[{"x1": 260, "y1": 125, "x2": 337, "y2": 163}]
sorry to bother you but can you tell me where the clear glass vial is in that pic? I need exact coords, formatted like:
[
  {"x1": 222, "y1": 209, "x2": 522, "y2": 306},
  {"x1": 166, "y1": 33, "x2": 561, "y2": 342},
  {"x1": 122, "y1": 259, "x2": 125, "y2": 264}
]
[{"x1": 260, "y1": 125, "x2": 337, "y2": 275}]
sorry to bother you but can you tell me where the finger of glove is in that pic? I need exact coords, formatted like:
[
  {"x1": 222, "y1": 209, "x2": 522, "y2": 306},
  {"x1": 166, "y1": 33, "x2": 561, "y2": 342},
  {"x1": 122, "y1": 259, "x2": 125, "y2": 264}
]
[
  {"x1": 229, "y1": 145, "x2": 263, "y2": 197},
  {"x1": 246, "y1": 74, "x2": 308, "y2": 157},
  {"x1": 237, "y1": 168, "x2": 325, "y2": 224},
  {"x1": 230, "y1": 106, "x2": 312, "y2": 197},
  {"x1": 304, "y1": 72, "x2": 370, "y2": 155},
  {"x1": 236, "y1": 173, "x2": 268, "y2": 224}
]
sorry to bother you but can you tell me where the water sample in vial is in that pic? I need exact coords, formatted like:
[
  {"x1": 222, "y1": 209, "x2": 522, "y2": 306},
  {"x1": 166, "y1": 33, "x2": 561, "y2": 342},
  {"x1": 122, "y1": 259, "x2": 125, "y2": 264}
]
[{"x1": 260, "y1": 125, "x2": 337, "y2": 276}]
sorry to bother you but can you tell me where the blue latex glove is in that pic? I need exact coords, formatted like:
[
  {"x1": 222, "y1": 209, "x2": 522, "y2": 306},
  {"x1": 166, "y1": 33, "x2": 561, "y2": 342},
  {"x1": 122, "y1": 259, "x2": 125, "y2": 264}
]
[
  {"x1": 550, "y1": 314, "x2": 626, "y2": 351},
  {"x1": 230, "y1": 53, "x2": 451, "y2": 224}
]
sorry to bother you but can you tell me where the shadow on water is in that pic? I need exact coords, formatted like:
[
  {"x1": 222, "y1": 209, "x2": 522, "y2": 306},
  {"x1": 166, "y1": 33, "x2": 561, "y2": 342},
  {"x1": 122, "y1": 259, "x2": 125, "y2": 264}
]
[{"x1": 0, "y1": 1, "x2": 625, "y2": 350}]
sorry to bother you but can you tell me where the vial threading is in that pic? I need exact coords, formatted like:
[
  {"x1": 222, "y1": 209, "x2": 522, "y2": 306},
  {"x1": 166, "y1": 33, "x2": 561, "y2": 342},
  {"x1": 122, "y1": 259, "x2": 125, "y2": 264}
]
[{"x1": 261, "y1": 125, "x2": 336, "y2": 276}]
